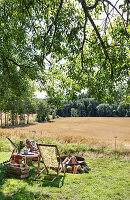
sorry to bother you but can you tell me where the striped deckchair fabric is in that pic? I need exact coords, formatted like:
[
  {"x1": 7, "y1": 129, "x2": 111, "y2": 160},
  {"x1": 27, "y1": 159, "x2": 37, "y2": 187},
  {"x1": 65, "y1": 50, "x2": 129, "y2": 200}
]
[{"x1": 34, "y1": 144, "x2": 65, "y2": 182}]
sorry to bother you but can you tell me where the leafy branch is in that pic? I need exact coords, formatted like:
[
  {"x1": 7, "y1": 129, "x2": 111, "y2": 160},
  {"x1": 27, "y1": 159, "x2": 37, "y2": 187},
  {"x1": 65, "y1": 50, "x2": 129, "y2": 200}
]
[
  {"x1": 80, "y1": 0, "x2": 113, "y2": 78},
  {"x1": 49, "y1": 0, "x2": 64, "y2": 52}
]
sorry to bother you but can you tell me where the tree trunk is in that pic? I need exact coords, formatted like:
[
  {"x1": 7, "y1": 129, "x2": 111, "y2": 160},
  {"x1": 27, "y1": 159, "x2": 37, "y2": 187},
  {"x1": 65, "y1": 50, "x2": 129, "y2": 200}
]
[
  {"x1": 0, "y1": 112, "x2": 2, "y2": 128},
  {"x1": 5, "y1": 112, "x2": 7, "y2": 127},
  {"x1": 24, "y1": 114, "x2": 26, "y2": 124},
  {"x1": 15, "y1": 113, "x2": 18, "y2": 125},
  {"x1": 20, "y1": 114, "x2": 22, "y2": 125},
  {"x1": 7, "y1": 113, "x2": 9, "y2": 127},
  {"x1": 27, "y1": 114, "x2": 29, "y2": 124},
  {"x1": 11, "y1": 112, "x2": 15, "y2": 126}
]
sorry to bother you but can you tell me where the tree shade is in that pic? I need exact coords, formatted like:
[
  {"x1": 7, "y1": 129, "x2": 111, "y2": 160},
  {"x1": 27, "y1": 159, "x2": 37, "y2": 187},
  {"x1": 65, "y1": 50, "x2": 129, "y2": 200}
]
[{"x1": 0, "y1": 0, "x2": 129, "y2": 105}]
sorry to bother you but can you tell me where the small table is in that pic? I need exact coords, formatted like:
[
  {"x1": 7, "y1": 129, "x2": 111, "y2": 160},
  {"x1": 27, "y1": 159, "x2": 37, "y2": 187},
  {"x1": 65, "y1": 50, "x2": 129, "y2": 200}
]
[
  {"x1": 12, "y1": 153, "x2": 40, "y2": 164},
  {"x1": 22, "y1": 153, "x2": 40, "y2": 164}
]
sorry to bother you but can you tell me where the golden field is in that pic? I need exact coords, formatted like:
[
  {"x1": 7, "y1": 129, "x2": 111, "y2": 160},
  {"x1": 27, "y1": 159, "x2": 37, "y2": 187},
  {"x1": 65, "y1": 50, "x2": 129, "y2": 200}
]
[{"x1": 0, "y1": 117, "x2": 130, "y2": 150}]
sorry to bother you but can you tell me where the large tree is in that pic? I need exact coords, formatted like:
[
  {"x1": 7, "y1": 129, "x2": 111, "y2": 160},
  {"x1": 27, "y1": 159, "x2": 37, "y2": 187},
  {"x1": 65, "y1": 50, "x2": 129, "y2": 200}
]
[{"x1": 0, "y1": 0, "x2": 129, "y2": 104}]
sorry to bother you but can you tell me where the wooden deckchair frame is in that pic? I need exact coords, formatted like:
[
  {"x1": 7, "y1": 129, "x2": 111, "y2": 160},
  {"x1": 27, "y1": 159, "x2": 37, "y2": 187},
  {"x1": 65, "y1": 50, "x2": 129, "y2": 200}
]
[
  {"x1": 6, "y1": 137, "x2": 17, "y2": 154},
  {"x1": 1, "y1": 137, "x2": 17, "y2": 166},
  {"x1": 34, "y1": 144, "x2": 65, "y2": 182}
]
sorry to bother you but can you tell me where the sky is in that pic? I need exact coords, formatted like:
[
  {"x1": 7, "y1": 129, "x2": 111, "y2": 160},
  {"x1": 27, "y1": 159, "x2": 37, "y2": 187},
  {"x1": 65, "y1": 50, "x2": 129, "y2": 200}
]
[{"x1": 35, "y1": 90, "x2": 47, "y2": 99}]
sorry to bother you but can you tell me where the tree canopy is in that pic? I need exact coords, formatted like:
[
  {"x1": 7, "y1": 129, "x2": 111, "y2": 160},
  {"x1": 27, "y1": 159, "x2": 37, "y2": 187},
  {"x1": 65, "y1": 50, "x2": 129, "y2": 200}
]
[{"x1": 0, "y1": 0, "x2": 129, "y2": 105}]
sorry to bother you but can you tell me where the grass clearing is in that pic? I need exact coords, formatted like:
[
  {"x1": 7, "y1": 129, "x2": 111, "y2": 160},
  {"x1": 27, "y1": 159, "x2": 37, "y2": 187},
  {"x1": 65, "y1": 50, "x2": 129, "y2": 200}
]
[{"x1": 0, "y1": 152, "x2": 129, "y2": 200}]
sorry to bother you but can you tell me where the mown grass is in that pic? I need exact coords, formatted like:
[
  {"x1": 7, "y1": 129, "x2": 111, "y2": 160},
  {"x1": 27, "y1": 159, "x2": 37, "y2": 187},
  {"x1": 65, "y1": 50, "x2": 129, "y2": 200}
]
[
  {"x1": 0, "y1": 152, "x2": 129, "y2": 200},
  {"x1": 0, "y1": 135, "x2": 130, "y2": 200}
]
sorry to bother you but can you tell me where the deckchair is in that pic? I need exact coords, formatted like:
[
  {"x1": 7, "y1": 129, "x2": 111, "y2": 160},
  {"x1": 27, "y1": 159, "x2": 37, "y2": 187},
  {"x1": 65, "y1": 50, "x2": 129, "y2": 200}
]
[
  {"x1": 34, "y1": 144, "x2": 65, "y2": 182},
  {"x1": 1, "y1": 137, "x2": 17, "y2": 166},
  {"x1": 6, "y1": 137, "x2": 17, "y2": 154}
]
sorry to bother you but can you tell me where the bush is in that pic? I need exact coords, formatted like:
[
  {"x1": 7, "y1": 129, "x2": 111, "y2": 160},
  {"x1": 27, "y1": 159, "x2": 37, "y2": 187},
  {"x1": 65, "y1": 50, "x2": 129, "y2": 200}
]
[
  {"x1": 117, "y1": 102, "x2": 129, "y2": 117},
  {"x1": 97, "y1": 104, "x2": 112, "y2": 117},
  {"x1": 71, "y1": 108, "x2": 78, "y2": 117},
  {"x1": 36, "y1": 100, "x2": 50, "y2": 122}
]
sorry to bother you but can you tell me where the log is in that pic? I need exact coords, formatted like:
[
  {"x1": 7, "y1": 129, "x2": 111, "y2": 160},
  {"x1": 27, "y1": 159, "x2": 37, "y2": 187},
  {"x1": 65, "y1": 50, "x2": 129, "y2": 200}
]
[
  {"x1": 7, "y1": 173, "x2": 29, "y2": 179},
  {"x1": 6, "y1": 164, "x2": 29, "y2": 179}
]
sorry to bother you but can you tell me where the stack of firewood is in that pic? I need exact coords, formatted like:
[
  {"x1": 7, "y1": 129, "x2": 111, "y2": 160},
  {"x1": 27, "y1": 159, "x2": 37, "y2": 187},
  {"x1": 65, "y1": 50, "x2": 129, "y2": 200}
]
[
  {"x1": 6, "y1": 163, "x2": 29, "y2": 179},
  {"x1": 61, "y1": 156, "x2": 91, "y2": 174}
]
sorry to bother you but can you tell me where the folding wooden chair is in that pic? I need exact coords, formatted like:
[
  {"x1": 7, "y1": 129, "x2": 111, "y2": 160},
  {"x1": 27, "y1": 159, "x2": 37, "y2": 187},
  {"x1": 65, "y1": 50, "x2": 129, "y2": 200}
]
[
  {"x1": 34, "y1": 144, "x2": 65, "y2": 182},
  {"x1": 1, "y1": 137, "x2": 17, "y2": 166},
  {"x1": 6, "y1": 137, "x2": 17, "y2": 154}
]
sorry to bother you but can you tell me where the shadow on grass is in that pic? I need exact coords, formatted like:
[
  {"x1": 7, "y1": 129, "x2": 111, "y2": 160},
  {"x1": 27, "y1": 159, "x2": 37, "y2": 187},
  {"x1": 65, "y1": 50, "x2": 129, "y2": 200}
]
[
  {"x1": 0, "y1": 163, "x2": 65, "y2": 200},
  {"x1": 0, "y1": 188, "x2": 50, "y2": 200},
  {"x1": 2, "y1": 122, "x2": 38, "y2": 129},
  {"x1": 28, "y1": 165, "x2": 65, "y2": 188},
  {"x1": 0, "y1": 164, "x2": 7, "y2": 186},
  {"x1": 1, "y1": 119, "x2": 55, "y2": 129}
]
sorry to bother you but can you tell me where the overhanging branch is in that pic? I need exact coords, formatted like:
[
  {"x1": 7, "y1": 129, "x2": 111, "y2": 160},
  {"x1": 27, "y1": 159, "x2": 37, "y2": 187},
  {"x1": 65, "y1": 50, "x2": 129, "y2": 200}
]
[
  {"x1": 86, "y1": 0, "x2": 99, "y2": 9},
  {"x1": 81, "y1": 4, "x2": 88, "y2": 70},
  {"x1": 101, "y1": 0, "x2": 128, "y2": 34},
  {"x1": 5, "y1": 57, "x2": 33, "y2": 69},
  {"x1": 49, "y1": 0, "x2": 64, "y2": 52},
  {"x1": 81, "y1": 0, "x2": 113, "y2": 78}
]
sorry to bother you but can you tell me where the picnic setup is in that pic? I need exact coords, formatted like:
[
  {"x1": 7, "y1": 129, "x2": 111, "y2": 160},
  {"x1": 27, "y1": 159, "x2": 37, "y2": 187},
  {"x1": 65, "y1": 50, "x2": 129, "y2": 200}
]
[{"x1": 2, "y1": 137, "x2": 90, "y2": 183}]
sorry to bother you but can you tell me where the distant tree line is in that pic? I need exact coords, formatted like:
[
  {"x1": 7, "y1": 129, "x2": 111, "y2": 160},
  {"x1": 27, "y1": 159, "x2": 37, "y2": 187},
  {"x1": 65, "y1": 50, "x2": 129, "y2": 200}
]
[
  {"x1": 0, "y1": 98, "x2": 50, "y2": 127},
  {"x1": 0, "y1": 92, "x2": 129, "y2": 128},
  {"x1": 56, "y1": 94, "x2": 130, "y2": 117}
]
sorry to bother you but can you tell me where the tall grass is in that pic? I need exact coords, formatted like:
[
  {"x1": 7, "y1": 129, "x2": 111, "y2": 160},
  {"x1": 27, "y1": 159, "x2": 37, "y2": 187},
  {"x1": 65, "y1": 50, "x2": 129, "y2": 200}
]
[{"x1": 0, "y1": 136, "x2": 129, "y2": 158}]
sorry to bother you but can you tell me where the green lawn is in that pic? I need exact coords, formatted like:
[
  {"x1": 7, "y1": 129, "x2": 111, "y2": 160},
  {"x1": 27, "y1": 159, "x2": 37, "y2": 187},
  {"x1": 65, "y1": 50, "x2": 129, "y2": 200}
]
[{"x1": 0, "y1": 152, "x2": 129, "y2": 200}]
